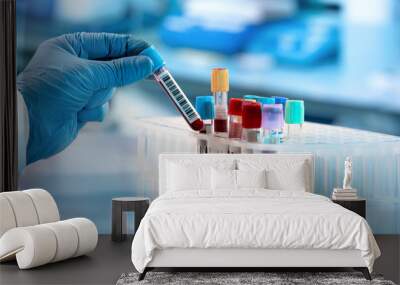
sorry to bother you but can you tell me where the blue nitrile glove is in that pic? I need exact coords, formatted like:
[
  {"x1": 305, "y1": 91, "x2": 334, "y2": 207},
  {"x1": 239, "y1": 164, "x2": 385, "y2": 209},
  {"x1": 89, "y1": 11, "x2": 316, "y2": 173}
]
[{"x1": 17, "y1": 32, "x2": 155, "y2": 164}]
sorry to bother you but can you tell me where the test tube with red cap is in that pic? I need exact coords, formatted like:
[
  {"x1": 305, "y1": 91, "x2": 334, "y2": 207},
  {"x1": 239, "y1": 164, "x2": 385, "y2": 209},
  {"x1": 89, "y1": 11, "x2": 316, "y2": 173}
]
[
  {"x1": 211, "y1": 68, "x2": 229, "y2": 137},
  {"x1": 228, "y1": 98, "x2": 243, "y2": 139},
  {"x1": 242, "y1": 101, "x2": 262, "y2": 143},
  {"x1": 140, "y1": 46, "x2": 204, "y2": 131}
]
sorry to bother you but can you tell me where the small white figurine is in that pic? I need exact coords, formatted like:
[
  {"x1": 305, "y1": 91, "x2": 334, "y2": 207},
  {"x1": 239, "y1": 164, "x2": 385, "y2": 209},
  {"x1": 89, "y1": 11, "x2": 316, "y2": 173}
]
[{"x1": 343, "y1": 157, "x2": 352, "y2": 190}]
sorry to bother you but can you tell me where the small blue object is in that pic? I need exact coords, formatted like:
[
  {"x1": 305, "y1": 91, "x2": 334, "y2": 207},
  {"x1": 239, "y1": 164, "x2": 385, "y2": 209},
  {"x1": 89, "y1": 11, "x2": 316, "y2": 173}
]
[
  {"x1": 243, "y1": 95, "x2": 260, "y2": 101},
  {"x1": 139, "y1": 45, "x2": 166, "y2": 72},
  {"x1": 273, "y1": 96, "x2": 288, "y2": 111},
  {"x1": 195, "y1": 96, "x2": 215, "y2": 120},
  {"x1": 256, "y1": 97, "x2": 275, "y2": 105}
]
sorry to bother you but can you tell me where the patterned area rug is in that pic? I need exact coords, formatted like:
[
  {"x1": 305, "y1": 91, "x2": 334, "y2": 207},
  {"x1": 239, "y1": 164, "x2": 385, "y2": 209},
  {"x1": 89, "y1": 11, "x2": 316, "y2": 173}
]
[{"x1": 117, "y1": 272, "x2": 396, "y2": 285}]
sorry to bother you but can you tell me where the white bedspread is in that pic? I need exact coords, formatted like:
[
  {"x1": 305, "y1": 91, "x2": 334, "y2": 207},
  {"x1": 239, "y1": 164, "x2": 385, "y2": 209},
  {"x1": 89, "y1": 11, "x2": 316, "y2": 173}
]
[{"x1": 131, "y1": 190, "x2": 380, "y2": 273}]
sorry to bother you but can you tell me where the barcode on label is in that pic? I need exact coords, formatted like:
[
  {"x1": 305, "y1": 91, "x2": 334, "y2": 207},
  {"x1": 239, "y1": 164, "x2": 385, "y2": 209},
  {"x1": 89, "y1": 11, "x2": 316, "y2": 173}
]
[{"x1": 160, "y1": 72, "x2": 199, "y2": 123}]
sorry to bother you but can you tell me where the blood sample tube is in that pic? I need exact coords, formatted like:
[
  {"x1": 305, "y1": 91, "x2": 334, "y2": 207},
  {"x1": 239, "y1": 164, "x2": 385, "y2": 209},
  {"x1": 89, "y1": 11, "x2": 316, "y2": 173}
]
[
  {"x1": 256, "y1": 97, "x2": 275, "y2": 105},
  {"x1": 244, "y1": 95, "x2": 261, "y2": 102},
  {"x1": 140, "y1": 46, "x2": 204, "y2": 131},
  {"x1": 262, "y1": 104, "x2": 284, "y2": 144},
  {"x1": 195, "y1": 96, "x2": 215, "y2": 135},
  {"x1": 285, "y1": 100, "x2": 305, "y2": 139},
  {"x1": 211, "y1": 68, "x2": 229, "y2": 137},
  {"x1": 195, "y1": 96, "x2": 215, "y2": 153},
  {"x1": 228, "y1": 98, "x2": 243, "y2": 139},
  {"x1": 242, "y1": 101, "x2": 262, "y2": 143},
  {"x1": 273, "y1": 96, "x2": 288, "y2": 114}
]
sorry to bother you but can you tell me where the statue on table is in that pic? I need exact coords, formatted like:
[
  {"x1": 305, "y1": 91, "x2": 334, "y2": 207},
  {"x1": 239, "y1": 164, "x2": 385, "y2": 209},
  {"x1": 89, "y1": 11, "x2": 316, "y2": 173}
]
[{"x1": 343, "y1": 157, "x2": 352, "y2": 190}]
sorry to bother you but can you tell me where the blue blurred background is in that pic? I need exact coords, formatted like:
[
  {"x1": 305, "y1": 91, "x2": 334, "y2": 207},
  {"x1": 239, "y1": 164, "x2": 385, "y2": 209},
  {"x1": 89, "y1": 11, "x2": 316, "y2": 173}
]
[{"x1": 17, "y1": 0, "x2": 400, "y2": 234}]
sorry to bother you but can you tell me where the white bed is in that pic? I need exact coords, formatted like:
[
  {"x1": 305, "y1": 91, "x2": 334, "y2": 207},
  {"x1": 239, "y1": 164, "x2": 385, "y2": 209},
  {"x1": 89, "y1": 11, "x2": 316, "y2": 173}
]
[{"x1": 131, "y1": 154, "x2": 380, "y2": 280}]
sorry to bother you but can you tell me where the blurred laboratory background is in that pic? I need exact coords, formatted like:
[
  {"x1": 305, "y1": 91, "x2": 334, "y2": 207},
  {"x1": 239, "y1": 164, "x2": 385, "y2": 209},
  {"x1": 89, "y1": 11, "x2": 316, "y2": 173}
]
[{"x1": 17, "y1": 0, "x2": 400, "y2": 233}]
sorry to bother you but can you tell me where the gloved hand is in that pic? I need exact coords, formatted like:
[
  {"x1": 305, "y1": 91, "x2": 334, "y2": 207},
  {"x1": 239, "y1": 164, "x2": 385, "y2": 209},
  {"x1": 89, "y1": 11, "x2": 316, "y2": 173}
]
[{"x1": 17, "y1": 32, "x2": 155, "y2": 164}]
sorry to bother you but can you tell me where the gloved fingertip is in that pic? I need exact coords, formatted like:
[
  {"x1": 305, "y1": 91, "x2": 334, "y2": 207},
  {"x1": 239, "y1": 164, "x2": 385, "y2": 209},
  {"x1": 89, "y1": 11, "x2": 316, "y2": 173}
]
[{"x1": 136, "y1": 55, "x2": 155, "y2": 76}]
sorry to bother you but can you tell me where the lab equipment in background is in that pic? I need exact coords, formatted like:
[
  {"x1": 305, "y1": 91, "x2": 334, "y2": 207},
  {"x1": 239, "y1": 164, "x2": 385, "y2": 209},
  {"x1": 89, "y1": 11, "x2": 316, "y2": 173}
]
[
  {"x1": 242, "y1": 101, "x2": 262, "y2": 143},
  {"x1": 273, "y1": 96, "x2": 288, "y2": 113},
  {"x1": 343, "y1": 0, "x2": 400, "y2": 76},
  {"x1": 262, "y1": 104, "x2": 284, "y2": 144},
  {"x1": 256, "y1": 96, "x2": 275, "y2": 105},
  {"x1": 285, "y1": 100, "x2": 304, "y2": 139},
  {"x1": 159, "y1": 0, "x2": 297, "y2": 54},
  {"x1": 140, "y1": 46, "x2": 204, "y2": 131},
  {"x1": 228, "y1": 98, "x2": 244, "y2": 139},
  {"x1": 245, "y1": 14, "x2": 339, "y2": 66},
  {"x1": 196, "y1": 96, "x2": 215, "y2": 153},
  {"x1": 211, "y1": 68, "x2": 229, "y2": 136}
]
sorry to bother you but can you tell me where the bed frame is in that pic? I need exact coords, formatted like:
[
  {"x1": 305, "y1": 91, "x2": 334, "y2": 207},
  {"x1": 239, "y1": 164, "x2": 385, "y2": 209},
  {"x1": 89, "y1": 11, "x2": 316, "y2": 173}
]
[
  {"x1": 140, "y1": 248, "x2": 371, "y2": 280},
  {"x1": 138, "y1": 154, "x2": 372, "y2": 281}
]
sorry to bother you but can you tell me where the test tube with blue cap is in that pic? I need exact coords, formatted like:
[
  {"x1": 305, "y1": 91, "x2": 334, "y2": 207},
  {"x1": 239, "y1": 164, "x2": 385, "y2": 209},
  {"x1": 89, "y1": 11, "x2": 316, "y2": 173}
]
[
  {"x1": 243, "y1": 95, "x2": 259, "y2": 102},
  {"x1": 285, "y1": 100, "x2": 305, "y2": 140},
  {"x1": 262, "y1": 104, "x2": 284, "y2": 144},
  {"x1": 196, "y1": 96, "x2": 214, "y2": 153},
  {"x1": 140, "y1": 46, "x2": 204, "y2": 131},
  {"x1": 256, "y1": 97, "x2": 275, "y2": 105},
  {"x1": 273, "y1": 97, "x2": 288, "y2": 113},
  {"x1": 196, "y1": 96, "x2": 215, "y2": 134}
]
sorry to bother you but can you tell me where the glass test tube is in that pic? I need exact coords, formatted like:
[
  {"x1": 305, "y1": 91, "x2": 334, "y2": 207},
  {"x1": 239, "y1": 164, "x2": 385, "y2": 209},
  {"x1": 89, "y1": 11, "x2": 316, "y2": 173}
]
[
  {"x1": 195, "y1": 96, "x2": 215, "y2": 153},
  {"x1": 140, "y1": 46, "x2": 204, "y2": 131},
  {"x1": 242, "y1": 101, "x2": 262, "y2": 143},
  {"x1": 262, "y1": 104, "x2": 284, "y2": 144},
  {"x1": 228, "y1": 98, "x2": 243, "y2": 139},
  {"x1": 211, "y1": 68, "x2": 229, "y2": 137},
  {"x1": 284, "y1": 100, "x2": 305, "y2": 140}
]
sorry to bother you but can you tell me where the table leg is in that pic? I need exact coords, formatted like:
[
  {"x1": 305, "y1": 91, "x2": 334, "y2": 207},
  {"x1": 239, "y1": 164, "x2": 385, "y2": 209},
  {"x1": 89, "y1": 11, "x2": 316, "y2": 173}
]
[{"x1": 112, "y1": 201, "x2": 126, "y2": 242}]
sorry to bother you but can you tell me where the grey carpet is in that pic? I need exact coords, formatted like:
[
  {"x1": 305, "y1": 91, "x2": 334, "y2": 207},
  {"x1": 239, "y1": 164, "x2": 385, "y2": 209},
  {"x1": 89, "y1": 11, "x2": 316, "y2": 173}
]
[{"x1": 117, "y1": 272, "x2": 396, "y2": 285}]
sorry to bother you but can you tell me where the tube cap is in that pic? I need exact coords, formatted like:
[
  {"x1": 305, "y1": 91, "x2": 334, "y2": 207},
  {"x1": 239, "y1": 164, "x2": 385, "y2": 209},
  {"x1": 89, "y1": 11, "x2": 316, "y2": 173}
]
[
  {"x1": 257, "y1": 97, "x2": 275, "y2": 105},
  {"x1": 285, "y1": 100, "x2": 305, "y2": 124},
  {"x1": 196, "y1": 96, "x2": 215, "y2": 120},
  {"x1": 242, "y1": 101, "x2": 262, "y2": 129},
  {"x1": 139, "y1": 45, "x2": 166, "y2": 72},
  {"x1": 211, "y1": 68, "x2": 229, "y2": 92},
  {"x1": 273, "y1": 96, "x2": 288, "y2": 111},
  {"x1": 262, "y1": 104, "x2": 284, "y2": 130},
  {"x1": 228, "y1": 98, "x2": 243, "y2": 116},
  {"x1": 243, "y1": 95, "x2": 259, "y2": 101}
]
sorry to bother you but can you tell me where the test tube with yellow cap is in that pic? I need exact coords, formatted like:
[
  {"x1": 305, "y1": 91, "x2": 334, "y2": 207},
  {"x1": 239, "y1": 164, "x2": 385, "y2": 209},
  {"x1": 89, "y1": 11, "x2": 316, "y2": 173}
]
[{"x1": 211, "y1": 68, "x2": 229, "y2": 136}]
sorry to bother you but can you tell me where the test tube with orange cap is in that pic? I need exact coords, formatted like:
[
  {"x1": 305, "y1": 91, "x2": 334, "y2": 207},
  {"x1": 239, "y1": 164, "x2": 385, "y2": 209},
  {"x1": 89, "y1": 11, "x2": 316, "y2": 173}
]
[{"x1": 211, "y1": 68, "x2": 229, "y2": 136}]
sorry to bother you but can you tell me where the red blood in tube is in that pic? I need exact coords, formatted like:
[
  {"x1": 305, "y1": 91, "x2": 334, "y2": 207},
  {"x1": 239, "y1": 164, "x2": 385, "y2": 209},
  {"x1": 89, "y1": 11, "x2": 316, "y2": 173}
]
[
  {"x1": 228, "y1": 98, "x2": 243, "y2": 116},
  {"x1": 242, "y1": 101, "x2": 262, "y2": 129},
  {"x1": 214, "y1": 119, "x2": 228, "y2": 133},
  {"x1": 191, "y1": 119, "x2": 204, "y2": 131}
]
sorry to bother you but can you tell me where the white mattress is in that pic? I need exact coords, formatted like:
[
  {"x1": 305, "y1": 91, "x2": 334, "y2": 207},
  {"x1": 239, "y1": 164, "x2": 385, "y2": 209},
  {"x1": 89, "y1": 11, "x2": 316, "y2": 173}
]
[{"x1": 131, "y1": 190, "x2": 380, "y2": 273}]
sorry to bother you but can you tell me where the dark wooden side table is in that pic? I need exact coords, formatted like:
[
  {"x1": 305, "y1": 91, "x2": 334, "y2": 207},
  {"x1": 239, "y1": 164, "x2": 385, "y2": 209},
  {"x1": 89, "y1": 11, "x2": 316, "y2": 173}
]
[
  {"x1": 332, "y1": 198, "x2": 366, "y2": 218},
  {"x1": 112, "y1": 197, "x2": 150, "y2": 242}
]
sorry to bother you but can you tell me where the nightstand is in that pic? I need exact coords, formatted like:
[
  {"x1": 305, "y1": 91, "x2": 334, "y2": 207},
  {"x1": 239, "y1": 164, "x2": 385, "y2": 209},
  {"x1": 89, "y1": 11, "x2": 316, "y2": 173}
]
[
  {"x1": 332, "y1": 198, "x2": 366, "y2": 218},
  {"x1": 112, "y1": 197, "x2": 150, "y2": 242}
]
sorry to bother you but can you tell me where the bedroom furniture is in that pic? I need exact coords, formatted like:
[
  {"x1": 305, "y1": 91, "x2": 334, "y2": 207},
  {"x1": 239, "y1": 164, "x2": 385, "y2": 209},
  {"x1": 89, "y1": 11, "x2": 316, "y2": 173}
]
[
  {"x1": 126, "y1": 116, "x2": 400, "y2": 235},
  {"x1": 332, "y1": 198, "x2": 366, "y2": 218},
  {"x1": 0, "y1": 189, "x2": 98, "y2": 269},
  {"x1": 112, "y1": 197, "x2": 150, "y2": 242},
  {"x1": 132, "y1": 153, "x2": 379, "y2": 281}
]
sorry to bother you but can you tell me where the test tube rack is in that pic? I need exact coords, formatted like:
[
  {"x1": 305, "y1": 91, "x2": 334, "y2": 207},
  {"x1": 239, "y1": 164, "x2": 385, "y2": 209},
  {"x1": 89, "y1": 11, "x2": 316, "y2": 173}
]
[{"x1": 127, "y1": 116, "x2": 400, "y2": 235}]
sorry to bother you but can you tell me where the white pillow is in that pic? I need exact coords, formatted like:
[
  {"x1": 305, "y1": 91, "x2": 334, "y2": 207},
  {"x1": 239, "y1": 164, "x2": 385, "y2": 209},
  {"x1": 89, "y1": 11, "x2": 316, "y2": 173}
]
[
  {"x1": 167, "y1": 163, "x2": 212, "y2": 191},
  {"x1": 211, "y1": 168, "x2": 236, "y2": 191},
  {"x1": 266, "y1": 166, "x2": 307, "y2": 191},
  {"x1": 236, "y1": 170, "x2": 267, "y2": 189}
]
